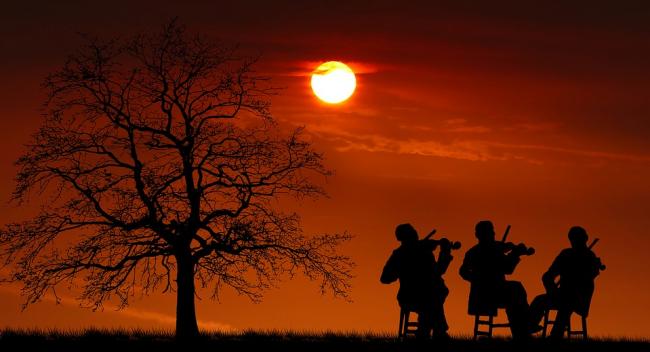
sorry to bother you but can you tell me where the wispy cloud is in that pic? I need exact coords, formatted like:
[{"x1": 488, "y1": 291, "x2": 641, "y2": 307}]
[
  {"x1": 308, "y1": 123, "x2": 650, "y2": 164},
  {"x1": 488, "y1": 141, "x2": 650, "y2": 162},
  {"x1": 397, "y1": 119, "x2": 492, "y2": 134},
  {"x1": 309, "y1": 125, "x2": 496, "y2": 161},
  {"x1": 281, "y1": 60, "x2": 380, "y2": 77},
  {"x1": 0, "y1": 286, "x2": 233, "y2": 331}
]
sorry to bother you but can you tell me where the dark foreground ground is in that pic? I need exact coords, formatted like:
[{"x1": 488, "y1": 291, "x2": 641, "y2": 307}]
[{"x1": 1, "y1": 329, "x2": 648, "y2": 352}]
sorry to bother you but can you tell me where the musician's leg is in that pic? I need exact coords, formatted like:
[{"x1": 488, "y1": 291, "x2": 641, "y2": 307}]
[
  {"x1": 503, "y1": 281, "x2": 531, "y2": 339},
  {"x1": 529, "y1": 293, "x2": 549, "y2": 329},
  {"x1": 550, "y1": 308, "x2": 571, "y2": 338},
  {"x1": 417, "y1": 309, "x2": 433, "y2": 339},
  {"x1": 431, "y1": 299, "x2": 449, "y2": 338}
]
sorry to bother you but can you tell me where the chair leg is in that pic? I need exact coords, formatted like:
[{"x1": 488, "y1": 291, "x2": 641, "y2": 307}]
[
  {"x1": 488, "y1": 315, "x2": 494, "y2": 338},
  {"x1": 542, "y1": 310, "x2": 549, "y2": 338},
  {"x1": 406, "y1": 311, "x2": 412, "y2": 337},
  {"x1": 398, "y1": 310, "x2": 405, "y2": 338}
]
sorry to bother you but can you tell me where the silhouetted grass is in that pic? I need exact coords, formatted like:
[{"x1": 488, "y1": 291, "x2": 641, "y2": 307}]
[{"x1": 1, "y1": 328, "x2": 648, "y2": 352}]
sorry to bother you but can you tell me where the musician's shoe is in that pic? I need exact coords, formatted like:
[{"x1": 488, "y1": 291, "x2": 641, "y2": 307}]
[
  {"x1": 528, "y1": 324, "x2": 544, "y2": 334},
  {"x1": 432, "y1": 332, "x2": 450, "y2": 342}
]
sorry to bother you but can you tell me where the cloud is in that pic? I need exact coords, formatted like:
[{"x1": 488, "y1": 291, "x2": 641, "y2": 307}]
[
  {"x1": 107, "y1": 305, "x2": 233, "y2": 331},
  {"x1": 0, "y1": 285, "x2": 234, "y2": 331},
  {"x1": 487, "y1": 142, "x2": 650, "y2": 163},
  {"x1": 309, "y1": 125, "x2": 495, "y2": 161},
  {"x1": 284, "y1": 60, "x2": 380, "y2": 77},
  {"x1": 307, "y1": 122, "x2": 650, "y2": 164}
]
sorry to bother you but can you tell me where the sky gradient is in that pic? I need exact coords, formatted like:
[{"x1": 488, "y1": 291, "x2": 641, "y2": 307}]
[{"x1": 1, "y1": 0, "x2": 649, "y2": 338}]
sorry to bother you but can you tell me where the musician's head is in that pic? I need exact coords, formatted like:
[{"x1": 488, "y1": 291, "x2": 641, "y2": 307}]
[
  {"x1": 568, "y1": 226, "x2": 588, "y2": 248},
  {"x1": 395, "y1": 223, "x2": 419, "y2": 244},
  {"x1": 475, "y1": 220, "x2": 495, "y2": 243}
]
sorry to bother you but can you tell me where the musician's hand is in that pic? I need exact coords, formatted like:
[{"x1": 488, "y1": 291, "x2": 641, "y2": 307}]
[
  {"x1": 511, "y1": 243, "x2": 527, "y2": 256},
  {"x1": 543, "y1": 277, "x2": 557, "y2": 293},
  {"x1": 439, "y1": 238, "x2": 452, "y2": 252},
  {"x1": 545, "y1": 284, "x2": 559, "y2": 296}
]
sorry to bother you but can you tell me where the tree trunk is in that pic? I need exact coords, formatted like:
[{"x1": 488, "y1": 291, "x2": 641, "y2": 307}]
[{"x1": 175, "y1": 253, "x2": 199, "y2": 339}]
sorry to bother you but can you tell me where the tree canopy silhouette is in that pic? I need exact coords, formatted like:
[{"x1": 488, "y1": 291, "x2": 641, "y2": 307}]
[{"x1": 0, "y1": 21, "x2": 353, "y2": 338}]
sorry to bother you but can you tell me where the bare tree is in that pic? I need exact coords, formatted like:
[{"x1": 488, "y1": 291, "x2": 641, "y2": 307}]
[{"x1": 0, "y1": 21, "x2": 352, "y2": 338}]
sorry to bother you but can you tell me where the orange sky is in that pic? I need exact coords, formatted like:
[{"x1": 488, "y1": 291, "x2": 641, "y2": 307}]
[{"x1": 1, "y1": 0, "x2": 649, "y2": 338}]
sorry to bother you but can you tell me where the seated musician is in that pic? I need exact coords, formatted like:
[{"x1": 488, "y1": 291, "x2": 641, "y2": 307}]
[
  {"x1": 529, "y1": 226, "x2": 603, "y2": 338},
  {"x1": 380, "y1": 223, "x2": 454, "y2": 339},
  {"x1": 459, "y1": 220, "x2": 533, "y2": 339}
]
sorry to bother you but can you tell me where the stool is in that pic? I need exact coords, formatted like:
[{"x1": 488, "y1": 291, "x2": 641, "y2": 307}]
[
  {"x1": 398, "y1": 309, "x2": 418, "y2": 339},
  {"x1": 473, "y1": 309, "x2": 510, "y2": 340},
  {"x1": 542, "y1": 309, "x2": 588, "y2": 340}
]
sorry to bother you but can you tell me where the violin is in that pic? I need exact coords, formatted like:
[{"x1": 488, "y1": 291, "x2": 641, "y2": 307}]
[
  {"x1": 422, "y1": 229, "x2": 462, "y2": 250},
  {"x1": 498, "y1": 225, "x2": 535, "y2": 256},
  {"x1": 589, "y1": 238, "x2": 606, "y2": 271}
]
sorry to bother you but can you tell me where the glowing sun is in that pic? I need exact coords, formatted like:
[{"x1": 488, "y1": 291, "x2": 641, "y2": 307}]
[{"x1": 311, "y1": 61, "x2": 356, "y2": 104}]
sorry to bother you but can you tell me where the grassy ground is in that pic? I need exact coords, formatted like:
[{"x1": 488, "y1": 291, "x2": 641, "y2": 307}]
[{"x1": 0, "y1": 329, "x2": 648, "y2": 352}]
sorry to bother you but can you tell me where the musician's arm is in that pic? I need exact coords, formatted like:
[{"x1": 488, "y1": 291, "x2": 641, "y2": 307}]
[
  {"x1": 380, "y1": 251, "x2": 400, "y2": 284},
  {"x1": 502, "y1": 251, "x2": 521, "y2": 275},
  {"x1": 459, "y1": 251, "x2": 473, "y2": 281},
  {"x1": 542, "y1": 252, "x2": 564, "y2": 292},
  {"x1": 436, "y1": 248, "x2": 453, "y2": 275},
  {"x1": 590, "y1": 251, "x2": 602, "y2": 279}
]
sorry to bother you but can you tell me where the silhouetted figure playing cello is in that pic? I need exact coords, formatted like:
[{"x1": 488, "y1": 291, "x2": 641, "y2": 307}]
[
  {"x1": 380, "y1": 223, "x2": 459, "y2": 339},
  {"x1": 529, "y1": 226, "x2": 604, "y2": 338},
  {"x1": 459, "y1": 221, "x2": 535, "y2": 339}
]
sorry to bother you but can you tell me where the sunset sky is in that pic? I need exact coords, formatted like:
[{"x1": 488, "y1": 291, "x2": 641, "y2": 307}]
[{"x1": 1, "y1": 0, "x2": 649, "y2": 338}]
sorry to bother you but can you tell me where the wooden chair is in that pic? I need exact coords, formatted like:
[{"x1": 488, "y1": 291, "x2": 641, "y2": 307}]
[
  {"x1": 398, "y1": 309, "x2": 418, "y2": 339},
  {"x1": 542, "y1": 308, "x2": 588, "y2": 340},
  {"x1": 473, "y1": 309, "x2": 510, "y2": 340}
]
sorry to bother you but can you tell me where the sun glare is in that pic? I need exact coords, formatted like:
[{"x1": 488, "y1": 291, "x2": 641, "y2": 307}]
[{"x1": 311, "y1": 61, "x2": 356, "y2": 104}]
